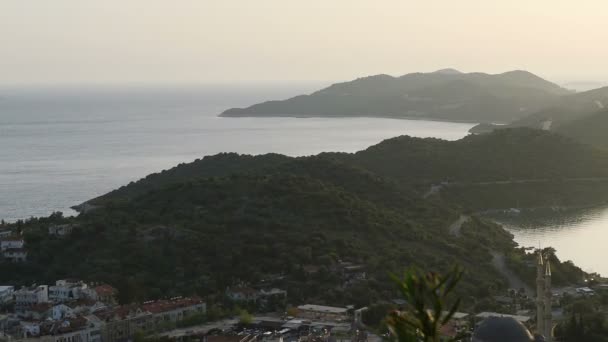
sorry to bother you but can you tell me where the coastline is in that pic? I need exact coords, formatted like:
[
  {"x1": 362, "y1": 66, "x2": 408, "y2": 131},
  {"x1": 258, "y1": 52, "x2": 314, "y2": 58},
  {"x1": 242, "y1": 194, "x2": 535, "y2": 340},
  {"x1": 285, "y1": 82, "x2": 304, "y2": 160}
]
[{"x1": 218, "y1": 112, "x2": 488, "y2": 125}]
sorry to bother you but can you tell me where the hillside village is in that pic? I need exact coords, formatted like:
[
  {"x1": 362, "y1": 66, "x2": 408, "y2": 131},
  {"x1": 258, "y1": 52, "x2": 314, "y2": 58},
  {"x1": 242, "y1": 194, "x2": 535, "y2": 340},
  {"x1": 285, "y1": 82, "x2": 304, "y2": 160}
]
[{"x1": 2, "y1": 222, "x2": 608, "y2": 342}]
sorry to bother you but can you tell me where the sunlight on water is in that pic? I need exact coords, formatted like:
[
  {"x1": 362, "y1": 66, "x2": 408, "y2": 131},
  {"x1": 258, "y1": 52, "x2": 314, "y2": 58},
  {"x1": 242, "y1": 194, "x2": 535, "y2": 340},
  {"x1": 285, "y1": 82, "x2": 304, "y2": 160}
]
[{"x1": 495, "y1": 206, "x2": 608, "y2": 276}]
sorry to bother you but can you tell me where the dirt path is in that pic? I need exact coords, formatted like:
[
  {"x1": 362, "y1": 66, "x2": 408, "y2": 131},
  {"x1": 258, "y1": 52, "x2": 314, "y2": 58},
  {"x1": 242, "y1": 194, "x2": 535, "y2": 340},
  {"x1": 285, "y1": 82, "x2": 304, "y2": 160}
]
[
  {"x1": 491, "y1": 251, "x2": 533, "y2": 295},
  {"x1": 421, "y1": 177, "x2": 608, "y2": 199},
  {"x1": 423, "y1": 184, "x2": 444, "y2": 198},
  {"x1": 448, "y1": 214, "x2": 469, "y2": 237}
]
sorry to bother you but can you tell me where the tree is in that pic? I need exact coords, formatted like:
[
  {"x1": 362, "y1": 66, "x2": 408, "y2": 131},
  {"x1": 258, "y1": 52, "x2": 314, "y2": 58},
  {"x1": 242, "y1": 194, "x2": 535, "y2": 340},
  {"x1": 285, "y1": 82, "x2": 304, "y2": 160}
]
[
  {"x1": 286, "y1": 307, "x2": 299, "y2": 317},
  {"x1": 386, "y1": 267, "x2": 467, "y2": 342},
  {"x1": 239, "y1": 309, "x2": 253, "y2": 325}
]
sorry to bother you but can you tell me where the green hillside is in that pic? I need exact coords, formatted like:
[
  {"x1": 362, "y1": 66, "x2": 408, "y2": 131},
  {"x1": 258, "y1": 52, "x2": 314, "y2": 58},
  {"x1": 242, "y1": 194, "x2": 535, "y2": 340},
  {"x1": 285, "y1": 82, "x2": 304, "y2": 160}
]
[
  {"x1": 469, "y1": 87, "x2": 608, "y2": 145},
  {"x1": 555, "y1": 110, "x2": 608, "y2": 149},
  {"x1": 6, "y1": 162, "x2": 514, "y2": 307},
  {"x1": 347, "y1": 128, "x2": 608, "y2": 183},
  {"x1": 7, "y1": 128, "x2": 601, "y2": 308}
]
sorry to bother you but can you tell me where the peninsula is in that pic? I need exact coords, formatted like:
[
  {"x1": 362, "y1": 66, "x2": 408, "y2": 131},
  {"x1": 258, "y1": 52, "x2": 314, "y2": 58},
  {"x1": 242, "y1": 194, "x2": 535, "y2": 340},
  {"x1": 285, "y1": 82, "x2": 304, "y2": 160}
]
[{"x1": 221, "y1": 70, "x2": 569, "y2": 124}]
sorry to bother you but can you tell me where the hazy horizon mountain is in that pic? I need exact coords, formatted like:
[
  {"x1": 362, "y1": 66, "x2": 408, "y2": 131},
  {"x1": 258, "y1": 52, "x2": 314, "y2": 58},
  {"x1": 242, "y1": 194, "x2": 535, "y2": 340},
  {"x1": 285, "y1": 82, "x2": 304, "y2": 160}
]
[
  {"x1": 221, "y1": 70, "x2": 569, "y2": 123},
  {"x1": 562, "y1": 81, "x2": 608, "y2": 92}
]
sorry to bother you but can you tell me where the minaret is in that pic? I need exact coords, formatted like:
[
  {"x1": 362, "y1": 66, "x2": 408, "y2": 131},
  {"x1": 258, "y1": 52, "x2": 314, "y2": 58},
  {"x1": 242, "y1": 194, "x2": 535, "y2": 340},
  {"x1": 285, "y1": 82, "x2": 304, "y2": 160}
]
[
  {"x1": 536, "y1": 250, "x2": 545, "y2": 336},
  {"x1": 544, "y1": 260, "x2": 552, "y2": 342}
]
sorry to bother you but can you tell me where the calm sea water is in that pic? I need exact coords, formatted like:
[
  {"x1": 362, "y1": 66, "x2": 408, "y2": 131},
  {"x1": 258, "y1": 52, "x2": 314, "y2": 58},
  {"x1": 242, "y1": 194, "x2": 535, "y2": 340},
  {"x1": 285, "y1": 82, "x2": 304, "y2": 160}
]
[
  {"x1": 0, "y1": 85, "x2": 474, "y2": 221},
  {"x1": 494, "y1": 206, "x2": 608, "y2": 276}
]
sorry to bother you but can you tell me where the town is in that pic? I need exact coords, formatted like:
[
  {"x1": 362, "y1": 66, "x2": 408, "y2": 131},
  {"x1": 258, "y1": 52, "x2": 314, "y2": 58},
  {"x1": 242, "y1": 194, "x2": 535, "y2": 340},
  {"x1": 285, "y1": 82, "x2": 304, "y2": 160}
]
[{"x1": 2, "y1": 225, "x2": 608, "y2": 342}]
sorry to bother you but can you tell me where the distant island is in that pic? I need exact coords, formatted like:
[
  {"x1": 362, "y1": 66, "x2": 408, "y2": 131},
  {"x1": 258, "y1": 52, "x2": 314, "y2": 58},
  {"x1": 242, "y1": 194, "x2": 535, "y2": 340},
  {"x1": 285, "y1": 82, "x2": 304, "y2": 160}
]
[{"x1": 221, "y1": 69, "x2": 570, "y2": 124}]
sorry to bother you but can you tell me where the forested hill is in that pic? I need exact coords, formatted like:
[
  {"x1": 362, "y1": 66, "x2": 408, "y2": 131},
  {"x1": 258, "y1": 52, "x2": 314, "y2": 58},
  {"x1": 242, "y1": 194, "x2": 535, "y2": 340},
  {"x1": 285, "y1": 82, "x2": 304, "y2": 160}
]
[
  {"x1": 11, "y1": 159, "x2": 517, "y2": 306},
  {"x1": 469, "y1": 87, "x2": 608, "y2": 151},
  {"x1": 9, "y1": 128, "x2": 597, "y2": 307},
  {"x1": 555, "y1": 110, "x2": 608, "y2": 150},
  {"x1": 82, "y1": 153, "x2": 292, "y2": 207},
  {"x1": 86, "y1": 128, "x2": 608, "y2": 207},
  {"x1": 221, "y1": 70, "x2": 568, "y2": 123},
  {"x1": 346, "y1": 128, "x2": 608, "y2": 183}
]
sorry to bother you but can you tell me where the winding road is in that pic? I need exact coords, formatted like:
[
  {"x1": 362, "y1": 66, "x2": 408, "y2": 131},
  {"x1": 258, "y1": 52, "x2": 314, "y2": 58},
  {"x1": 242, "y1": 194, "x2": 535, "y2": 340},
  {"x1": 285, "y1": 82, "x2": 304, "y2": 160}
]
[{"x1": 491, "y1": 251, "x2": 533, "y2": 295}]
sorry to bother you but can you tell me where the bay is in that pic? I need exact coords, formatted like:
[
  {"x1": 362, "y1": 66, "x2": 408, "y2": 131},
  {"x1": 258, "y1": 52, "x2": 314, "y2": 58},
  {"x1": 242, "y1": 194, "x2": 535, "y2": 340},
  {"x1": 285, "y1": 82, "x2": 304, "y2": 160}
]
[{"x1": 493, "y1": 206, "x2": 608, "y2": 276}]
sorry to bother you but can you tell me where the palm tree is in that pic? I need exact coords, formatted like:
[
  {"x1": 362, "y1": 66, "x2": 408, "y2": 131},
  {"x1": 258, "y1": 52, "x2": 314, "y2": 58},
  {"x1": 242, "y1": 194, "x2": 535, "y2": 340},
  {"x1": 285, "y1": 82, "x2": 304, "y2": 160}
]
[{"x1": 386, "y1": 267, "x2": 468, "y2": 342}]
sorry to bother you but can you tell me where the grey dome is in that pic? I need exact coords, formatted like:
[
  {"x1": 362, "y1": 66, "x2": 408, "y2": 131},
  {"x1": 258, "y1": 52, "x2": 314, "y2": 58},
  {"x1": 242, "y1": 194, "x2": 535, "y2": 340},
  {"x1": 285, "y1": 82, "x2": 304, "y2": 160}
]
[{"x1": 472, "y1": 317, "x2": 534, "y2": 342}]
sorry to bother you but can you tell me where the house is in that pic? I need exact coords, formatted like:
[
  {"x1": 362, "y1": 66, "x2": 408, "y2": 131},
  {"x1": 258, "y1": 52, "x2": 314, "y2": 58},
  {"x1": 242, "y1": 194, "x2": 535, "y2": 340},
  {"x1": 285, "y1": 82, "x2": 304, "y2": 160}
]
[
  {"x1": 68, "y1": 299, "x2": 105, "y2": 316},
  {"x1": 258, "y1": 288, "x2": 287, "y2": 309},
  {"x1": 141, "y1": 296, "x2": 206, "y2": 323},
  {"x1": 0, "y1": 229, "x2": 12, "y2": 238},
  {"x1": 0, "y1": 236, "x2": 25, "y2": 251},
  {"x1": 576, "y1": 287, "x2": 595, "y2": 296},
  {"x1": 82, "y1": 285, "x2": 117, "y2": 305},
  {"x1": 0, "y1": 285, "x2": 14, "y2": 303},
  {"x1": 3, "y1": 247, "x2": 28, "y2": 262},
  {"x1": 22, "y1": 303, "x2": 53, "y2": 320},
  {"x1": 49, "y1": 279, "x2": 88, "y2": 303},
  {"x1": 18, "y1": 316, "x2": 103, "y2": 342},
  {"x1": 296, "y1": 304, "x2": 349, "y2": 321},
  {"x1": 0, "y1": 314, "x2": 10, "y2": 332},
  {"x1": 49, "y1": 304, "x2": 76, "y2": 320},
  {"x1": 302, "y1": 265, "x2": 320, "y2": 275},
  {"x1": 15, "y1": 285, "x2": 49, "y2": 313},
  {"x1": 20, "y1": 320, "x2": 42, "y2": 338},
  {"x1": 48, "y1": 224, "x2": 76, "y2": 237},
  {"x1": 340, "y1": 263, "x2": 367, "y2": 280},
  {"x1": 226, "y1": 286, "x2": 259, "y2": 302},
  {"x1": 95, "y1": 305, "x2": 155, "y2": 342}
]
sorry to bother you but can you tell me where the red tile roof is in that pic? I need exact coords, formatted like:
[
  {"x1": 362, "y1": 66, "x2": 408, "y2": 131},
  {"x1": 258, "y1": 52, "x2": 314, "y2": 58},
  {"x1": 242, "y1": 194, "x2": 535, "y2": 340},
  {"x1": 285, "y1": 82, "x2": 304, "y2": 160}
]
[
  {"x1": 94, "y1": 285, "x2": 117, "y2": 297},
  {"x1": 141, "y1": 297, "x2": 204, "y2": 314},
  {"x1": 440, "y1": 321, "x2": 458, "y2": 338},
  {"x1": 94, "y1": 304, "x2": 140, "y2": 320},
  {"x1": 28, "y1": 303, "x2": 52, "y2": 313}
]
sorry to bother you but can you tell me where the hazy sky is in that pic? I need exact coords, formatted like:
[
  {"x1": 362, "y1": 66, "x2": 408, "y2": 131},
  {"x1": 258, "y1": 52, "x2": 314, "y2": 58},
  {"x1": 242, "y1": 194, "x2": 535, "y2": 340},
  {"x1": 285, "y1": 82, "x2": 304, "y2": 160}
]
[{"x1": 2, "y1": 0, "x2": 607, "y2": 85}]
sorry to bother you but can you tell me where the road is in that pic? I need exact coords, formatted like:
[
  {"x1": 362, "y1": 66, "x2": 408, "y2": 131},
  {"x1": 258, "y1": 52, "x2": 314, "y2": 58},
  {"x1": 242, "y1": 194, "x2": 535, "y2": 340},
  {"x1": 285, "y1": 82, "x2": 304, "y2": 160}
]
[
  {"x1": 491, "y1": 251, "x2": 533, "y2": 296},
  {"x1": 423, "y1": 177, "x2": 608, "y2": 198},
  {"x1": 159, "y1": 319, "x2": 238, "y2": 338},
  {"x1": 448, "y1": 215, "x2": 470, "y2": 237},
  {"x1": 423, "y1": 184, "x2": 444, "y2": 198}
]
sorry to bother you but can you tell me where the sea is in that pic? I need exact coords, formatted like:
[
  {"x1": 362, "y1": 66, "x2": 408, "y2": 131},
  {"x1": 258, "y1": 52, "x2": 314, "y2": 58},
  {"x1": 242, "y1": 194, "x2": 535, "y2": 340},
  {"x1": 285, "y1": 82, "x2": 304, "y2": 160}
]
[
  {"x1": 493, "y1": 207, "x2": 608, "y2": 276},
  {"x1": 0, "y1": 84, "x2": 472, "y2": 222}
]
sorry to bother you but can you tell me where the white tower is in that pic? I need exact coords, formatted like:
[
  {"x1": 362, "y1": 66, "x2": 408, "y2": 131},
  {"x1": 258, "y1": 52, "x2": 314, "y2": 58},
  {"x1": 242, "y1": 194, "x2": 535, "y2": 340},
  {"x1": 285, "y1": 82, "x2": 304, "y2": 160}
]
[
  {"x1": 536, "y1": 250, "x2": 545, "y2": 336},
  {"x1": 544, "y1": 260, "x2": 552, "y2": 342}
]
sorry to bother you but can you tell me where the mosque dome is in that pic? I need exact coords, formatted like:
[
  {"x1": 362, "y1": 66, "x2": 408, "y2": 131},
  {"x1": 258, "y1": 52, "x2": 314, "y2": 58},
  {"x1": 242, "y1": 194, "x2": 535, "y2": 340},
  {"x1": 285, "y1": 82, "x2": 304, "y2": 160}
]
[{"x1": 472, "y1": 317, "x2": 536, "y2": 342}]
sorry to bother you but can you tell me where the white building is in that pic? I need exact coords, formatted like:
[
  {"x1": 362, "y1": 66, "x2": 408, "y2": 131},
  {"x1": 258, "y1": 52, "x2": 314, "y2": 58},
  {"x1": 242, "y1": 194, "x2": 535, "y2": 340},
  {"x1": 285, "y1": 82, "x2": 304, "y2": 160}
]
[
  {"x1": 296, "y1": 304, "x2": 349, "y2": 321},
  {"x1": 50, "y1": 304, "x2": 75, "y2": 320},
  {"x1": 0, "y1": 286, "x2": 14, "y2": 303},
  {"x1": 0, "y1": 236, "x2": 24, "y2": 251},
  {"x1": 49, "y1": 280, "x2": 88, "y2": 303},
  {"x1": 20, "y1": 321, "x2": 42, "y2": 338},
  {"x1": 226, "y1": 286, "x2": 259, "y2": 302},
  {"x1": 18, "y1": 317, "x2": 103, "y2": 342},
  {"x1": 80, "y1": 284, "x2": 117, "y2": 305},
  {"x1": 3, "y1": 248, "x2": 27, "y2": 262},
  {"x1": 48, "y1": 224, "x2": 75, "y2": 237},
  {"x1": 15, "y1": 285, "x2": 49, "y2": 312}
]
